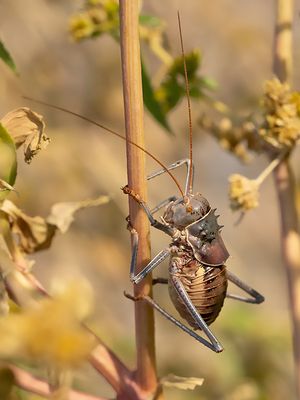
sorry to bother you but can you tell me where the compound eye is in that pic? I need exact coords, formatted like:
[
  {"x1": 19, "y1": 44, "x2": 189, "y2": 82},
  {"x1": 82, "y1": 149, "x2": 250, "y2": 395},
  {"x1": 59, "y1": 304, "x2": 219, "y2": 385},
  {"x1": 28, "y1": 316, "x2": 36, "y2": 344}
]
[{"x1": 200, "y1": 230, "x2": 207, "y2": 239}]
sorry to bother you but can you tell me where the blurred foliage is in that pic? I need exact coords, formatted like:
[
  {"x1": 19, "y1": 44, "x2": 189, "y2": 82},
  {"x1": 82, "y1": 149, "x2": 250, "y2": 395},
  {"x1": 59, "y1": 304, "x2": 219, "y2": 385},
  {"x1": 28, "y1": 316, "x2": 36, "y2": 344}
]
[
  {"x1": 199, "y1": 115, "x2": 258, "y2": 163},
  {"x1": 228, "y1": 174, "x2": 259, "y2": 212},
  {"x1": 201, "y1": 78, "x2": 300, "y2": 213},
  {"x1": 69, "y1": 0, "x2": 216, "y2": 133},
  {"x1": 0, "y1": 106, "x2": 108, "y2": 396},
  {"x1": 0, "y1": 40, "x2": 17, "y2": 74},
  {"x1": 0, "y1": 124, "x2": 17, "y2": 201},
  {"x1": 0, "y1": 282, "x2": 95, "y2": 368},
  {"x1": 0, "y1": 1, "x2": 297, "y2": 399},
  {"x1": 259, "y1": 78, "x2": 300, "y2": 149},
  {"x1": 200, "y1": 78, "x2": 300, "y2": 162},
  {"x1": 155, "y1": 50, "x2": 216, "y2": 113}
]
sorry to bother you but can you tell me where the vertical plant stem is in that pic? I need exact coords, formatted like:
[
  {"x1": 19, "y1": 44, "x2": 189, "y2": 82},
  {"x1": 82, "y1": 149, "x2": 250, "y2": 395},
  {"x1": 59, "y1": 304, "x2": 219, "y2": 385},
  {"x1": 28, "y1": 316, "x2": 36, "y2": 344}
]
[
  {"x1": 272, "y1": 0, "x2": 300, "y2": 397},
  {"x1": 119, "y1": 1, "x2": 159, "y2": 398},
  {"x1": 273, "y1": 0, "x2": 293, "y2": 82}
]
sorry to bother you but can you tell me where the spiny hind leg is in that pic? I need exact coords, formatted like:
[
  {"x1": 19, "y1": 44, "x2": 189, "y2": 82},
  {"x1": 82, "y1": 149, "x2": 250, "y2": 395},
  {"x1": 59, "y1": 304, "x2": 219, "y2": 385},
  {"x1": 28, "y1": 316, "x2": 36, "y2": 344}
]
[
  {"x1": 226, "y1": 270, "x2": 264, "y2": 304},
  {"x1": 124, "y1": 291, "x2": 223, "y2": 353},
  {"x1": 170, "y1": 275, "x2": 223, "y2": 352}
]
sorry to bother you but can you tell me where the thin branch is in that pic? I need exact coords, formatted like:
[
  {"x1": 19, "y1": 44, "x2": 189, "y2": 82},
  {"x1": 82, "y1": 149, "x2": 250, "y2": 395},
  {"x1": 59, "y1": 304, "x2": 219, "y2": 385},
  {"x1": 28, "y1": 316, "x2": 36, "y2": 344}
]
[
  {"x1": 89, "y1": 339, "x2": 133, "y2": 394},
  {"x1": 272, "y1": 0, "x2": 300, "y2": 398},
  {"x1": 10, "y1": 365, "x2": 107, "y2": 400},
  {"x1": 119, "y1": 1, "x2": 159, "y2": 398}
]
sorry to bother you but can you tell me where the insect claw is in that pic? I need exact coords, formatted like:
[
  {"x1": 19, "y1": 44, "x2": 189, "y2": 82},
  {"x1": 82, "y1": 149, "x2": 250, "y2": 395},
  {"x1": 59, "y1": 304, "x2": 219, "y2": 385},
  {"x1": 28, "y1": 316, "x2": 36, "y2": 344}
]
[
  {"x1": 123, "y1": 291, "x2": 142, "y2": 302},
  {"x1": 214, "y1": 343, "x2": 224, "y2": 353}
]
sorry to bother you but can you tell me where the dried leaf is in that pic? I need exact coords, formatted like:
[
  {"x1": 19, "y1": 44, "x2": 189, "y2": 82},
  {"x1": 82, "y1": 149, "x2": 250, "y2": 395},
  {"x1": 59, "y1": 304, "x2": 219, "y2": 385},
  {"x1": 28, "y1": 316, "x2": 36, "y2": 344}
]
[
  {"x1": 47, "y1": 195, "x2": 109, "y2": 233},
  {"x1": 1, "y1": 107, "x2": 49, "y2": 163},
  {"x1": 0, "y1": 196, "x2": 109, "y2": 254},
  {"x1": 0, "y1": 247, "x2": 35, "y2": 306},
  {"x1": 1, "y1": 200, "x2": 55, "y2": 254},
  {"x1": 160, "y1": 374, "x2": 204, "y2": 390}
]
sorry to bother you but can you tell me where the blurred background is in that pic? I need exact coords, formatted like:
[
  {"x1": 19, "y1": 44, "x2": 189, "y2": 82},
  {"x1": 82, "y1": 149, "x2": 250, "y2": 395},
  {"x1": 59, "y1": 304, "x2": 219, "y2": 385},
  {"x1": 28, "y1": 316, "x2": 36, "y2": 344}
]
[{"x1": 1, "y1": 0, "x2": 300, "y2": 399}]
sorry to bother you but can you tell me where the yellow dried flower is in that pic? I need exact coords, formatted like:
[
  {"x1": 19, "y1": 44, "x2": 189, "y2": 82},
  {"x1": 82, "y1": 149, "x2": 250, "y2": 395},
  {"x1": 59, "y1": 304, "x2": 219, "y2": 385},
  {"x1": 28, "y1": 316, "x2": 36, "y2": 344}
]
[
  {"x1": 69, "y1": 14, "x2": 95, "y2": 41},
  {"x1": 69, "y1": 1, "x2": 119, "y2": 41},
  {"x1": 0, "y1": 282, "x2": 96, "y2": 368},
  {"x1": 291, "y1": 92, "x2": 300, "y2": 114},
  {"x1": 260, "y1": 78, "x2": 300, "y2": 148},
  {"x1": 229, "y1": 174, "x2": 259, "y2": 211},
  {"x1": 263, "y1": 78, "x2": 290, "y2": 111}
]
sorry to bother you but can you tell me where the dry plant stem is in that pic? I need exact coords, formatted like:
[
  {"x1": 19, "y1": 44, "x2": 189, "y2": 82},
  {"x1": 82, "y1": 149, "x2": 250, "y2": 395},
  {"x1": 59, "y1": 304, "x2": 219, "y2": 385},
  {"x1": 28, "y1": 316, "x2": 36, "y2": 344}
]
[
  {"x1": 273, "y1": 0, "x2": 293, "y2": 83},
  {"x1": 10, "y1": 365, "x2": 107, "y2": 400},
  {"x1": 119, "y1": 0, "x2": 159, "y2": 398},
  {"x1": 273, "y1": 160, "x2": 300, "y2": 398},
  {"x1": 89, "y1": 339, "x2": 132, "y2": 394},
  {"x1": 272, "y1": 0, "x2": 300, "y2": 397}
]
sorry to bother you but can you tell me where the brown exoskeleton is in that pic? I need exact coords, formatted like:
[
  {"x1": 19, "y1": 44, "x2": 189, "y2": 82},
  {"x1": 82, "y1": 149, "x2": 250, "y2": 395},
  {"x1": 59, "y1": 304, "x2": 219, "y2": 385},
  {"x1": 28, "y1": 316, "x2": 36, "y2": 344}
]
[
  {"x1": 25, "y1": 13, "x2": 264, "y2": 353},
  {"x1": 122, "y1": 158, "x2": 264, "y2": 352}
]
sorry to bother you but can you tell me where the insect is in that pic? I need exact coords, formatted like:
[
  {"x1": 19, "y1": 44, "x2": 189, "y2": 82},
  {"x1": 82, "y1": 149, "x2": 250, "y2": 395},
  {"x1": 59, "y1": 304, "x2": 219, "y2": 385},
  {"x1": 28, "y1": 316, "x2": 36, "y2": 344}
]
[
  {"x1": 122, "y1": 13, "x2": 264, "y2": 353},
  {"x1": 25, "y1": 13, "x2": 264, "y2": 353}
]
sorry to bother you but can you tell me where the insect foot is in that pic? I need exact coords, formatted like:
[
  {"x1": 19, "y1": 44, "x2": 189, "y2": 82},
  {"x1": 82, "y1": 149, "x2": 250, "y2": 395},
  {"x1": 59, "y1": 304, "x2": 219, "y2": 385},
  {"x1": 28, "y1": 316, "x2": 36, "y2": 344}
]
[
  {"x1": 121, "y1": 185, "x2": 144, "y2": 205},
  {"x1": 124, "y1": 291, "x2": 143, "y2": 302}
]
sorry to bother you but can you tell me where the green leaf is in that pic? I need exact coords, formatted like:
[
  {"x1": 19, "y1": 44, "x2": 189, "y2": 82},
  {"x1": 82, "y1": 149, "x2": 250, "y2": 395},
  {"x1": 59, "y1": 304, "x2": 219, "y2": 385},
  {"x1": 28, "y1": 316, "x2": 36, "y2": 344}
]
[
  {"x1": 0, "y1": 123, "x2": 17, "y2": 201},
  {"x1": 0, "y1": 40, "x2": 17, "y2": 74},
  {"x1": 141, "y1": 61, "x2": 172, "y2": 134},
  {"x1": 139, "y1": 14, "x2": 162, "y2": 28},
  {"x1": 156, "y1": 50, "x2": 216, "y2": 113}
]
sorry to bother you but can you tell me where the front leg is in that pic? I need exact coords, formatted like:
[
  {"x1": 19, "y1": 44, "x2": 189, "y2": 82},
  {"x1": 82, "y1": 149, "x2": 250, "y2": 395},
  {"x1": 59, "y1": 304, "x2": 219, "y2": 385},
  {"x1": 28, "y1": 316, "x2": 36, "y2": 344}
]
[
  {"x1": 127, "y1": 220, "x2": 170, "y2": 284},
  {"x1": 122, "y1": 185, "x2": 176, "y2": 237}
]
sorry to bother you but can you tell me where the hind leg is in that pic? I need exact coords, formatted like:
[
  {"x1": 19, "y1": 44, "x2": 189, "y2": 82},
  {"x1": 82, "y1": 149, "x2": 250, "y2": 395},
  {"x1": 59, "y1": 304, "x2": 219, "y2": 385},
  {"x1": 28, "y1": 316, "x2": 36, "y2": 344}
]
[{"x1": 226, "y1": 270, "x2": 264, "y2": 304}]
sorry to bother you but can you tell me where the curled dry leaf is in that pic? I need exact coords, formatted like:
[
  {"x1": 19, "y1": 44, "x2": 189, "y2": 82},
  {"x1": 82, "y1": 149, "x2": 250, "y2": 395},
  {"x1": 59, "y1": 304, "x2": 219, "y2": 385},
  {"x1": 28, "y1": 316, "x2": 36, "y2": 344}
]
[
  {"x1": 0, "y1": 179, "x2": 16, "y2": 193},
  {"x1": 160, "y1": 374, "x2": 204, "y2": 390},
  {"x1": 1, "y1": 200, "x2": 55, "y2": 254},
  {"x1": 47, "y1": 195, "x2": 110, "y2": 233},
  {"x1": 1, "y1": 107, "x2": 49, "y2": 163},
  {"x1": 0, "y1": 196, "x2": 109, "y2": 254},
  {"x1": 0, "y1": 247, "x2": 36, "y2": 307}
]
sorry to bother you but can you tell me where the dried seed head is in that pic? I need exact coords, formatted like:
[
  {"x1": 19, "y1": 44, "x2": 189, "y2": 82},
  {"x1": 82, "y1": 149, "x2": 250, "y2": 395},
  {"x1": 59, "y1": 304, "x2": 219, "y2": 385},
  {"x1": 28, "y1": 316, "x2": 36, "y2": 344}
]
[
  {"x1": 259, "y1": 78, "x2": 300, "y2": 148},
  {"x1": 229, "y1": 174, "x2": 259, "y2": 212}
]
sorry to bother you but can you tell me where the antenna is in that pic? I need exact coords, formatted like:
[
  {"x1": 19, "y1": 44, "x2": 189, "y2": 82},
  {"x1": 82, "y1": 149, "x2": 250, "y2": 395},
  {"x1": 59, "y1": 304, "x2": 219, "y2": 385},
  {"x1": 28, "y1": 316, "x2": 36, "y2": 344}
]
[
  {"x1": 23, "y1": 96, "x2": 184, "y2": 198},
  {"x1": 177, "y1": 11, "x2": 193, "y2": 195}
]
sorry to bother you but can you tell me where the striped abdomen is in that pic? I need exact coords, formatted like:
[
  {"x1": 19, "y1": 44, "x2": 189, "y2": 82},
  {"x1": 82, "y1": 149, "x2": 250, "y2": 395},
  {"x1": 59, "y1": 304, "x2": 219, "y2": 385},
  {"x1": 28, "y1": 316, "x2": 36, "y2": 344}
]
[{"x1": 169, "y1": 258, "x2": 227, "y2": 329}]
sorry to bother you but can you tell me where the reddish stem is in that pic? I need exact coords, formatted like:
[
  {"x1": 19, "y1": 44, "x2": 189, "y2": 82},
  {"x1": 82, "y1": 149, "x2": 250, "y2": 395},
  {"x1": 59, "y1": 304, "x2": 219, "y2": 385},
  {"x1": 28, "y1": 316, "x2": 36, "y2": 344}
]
[{"x1": 10, "y1": 365, "x2": 107, "y2": 400}]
